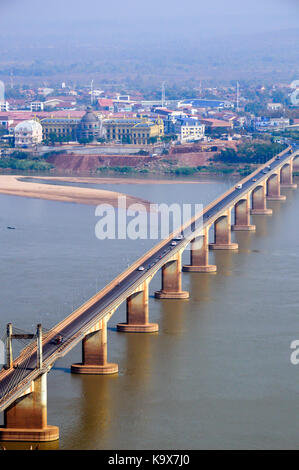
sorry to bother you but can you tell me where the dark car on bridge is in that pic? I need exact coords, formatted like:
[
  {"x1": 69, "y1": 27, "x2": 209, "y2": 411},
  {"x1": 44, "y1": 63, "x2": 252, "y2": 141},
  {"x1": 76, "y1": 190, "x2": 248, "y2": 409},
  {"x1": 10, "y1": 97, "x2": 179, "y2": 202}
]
[{"x1": 51, "y1": 335, "x2": 63, "y2": 345}]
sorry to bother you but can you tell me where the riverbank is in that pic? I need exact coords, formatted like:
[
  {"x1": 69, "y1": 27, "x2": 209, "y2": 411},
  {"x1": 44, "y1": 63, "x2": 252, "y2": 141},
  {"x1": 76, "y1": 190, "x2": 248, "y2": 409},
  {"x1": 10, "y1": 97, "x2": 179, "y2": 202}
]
[
  {"x1": 0, "y1": 175, "x2": 153, "y2": 208},
  {"x1": 24, "y1": 175, "x2": 207, "y2": 185}
]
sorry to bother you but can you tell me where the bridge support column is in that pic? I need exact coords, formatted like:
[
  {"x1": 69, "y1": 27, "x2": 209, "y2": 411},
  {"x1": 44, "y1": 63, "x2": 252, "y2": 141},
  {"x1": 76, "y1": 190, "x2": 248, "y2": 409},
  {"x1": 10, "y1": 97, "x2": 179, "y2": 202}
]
[
  {"x1": 117, "y1": 281, "x2": 159, "y2": 332},
  {"x1": 155, "y1": 251, "x2": 189, "y2": 299},
  {"x1": 250, "y1": 185, "x2": 272, "y2": 215},
  {"x1": 280, "y1": 162, "x2": 297, "y2": 189},
  {"x1": 266, "y1": 173, "x2": 286, "y2": 201},
  {"x1": 232, "y1": 197, "x2": 256, "y2": 231},
  {"x1": 209, "y1": 211, "x2": 238, "y2": 250},
  {"x1": 71, "y1": 318, "x2": 118, "y2": 374},
  {"x1": 0, "y1": 373, "x2": 59, "y2": 442},
  {"x1": 293, "y1": 155, "x2": 299, "y2": 172},
  {"x1": 182, "y1": 228, "x2": 216, "y2": 272}
]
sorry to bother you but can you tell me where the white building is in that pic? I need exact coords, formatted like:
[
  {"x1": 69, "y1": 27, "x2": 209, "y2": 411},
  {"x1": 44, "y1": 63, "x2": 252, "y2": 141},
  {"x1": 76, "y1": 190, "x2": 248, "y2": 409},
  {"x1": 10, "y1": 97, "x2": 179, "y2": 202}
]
[
  {"x1": 0, "y1": 101, "x2": 9, "y2": 112},
  {"x1": 30, "y1": 101, "x2": 44, "y2": 112},
  {"x1": 179, "y1": 118, "x2": 205, "y2": 143},
  {"x1": 269, "y1": 117, "x2": 290, "y2": 128},
  {"x1": 267, "y1": 102, "x2": 283, "y2": 111},
  {"x1": 14, "y1": 120, "x2": 43, "y2": 148}
]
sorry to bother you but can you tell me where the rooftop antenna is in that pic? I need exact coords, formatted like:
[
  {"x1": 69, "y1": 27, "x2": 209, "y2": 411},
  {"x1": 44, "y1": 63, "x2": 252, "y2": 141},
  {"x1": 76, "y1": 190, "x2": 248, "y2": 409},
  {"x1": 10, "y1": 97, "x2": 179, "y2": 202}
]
[
  {"x1": 161, "y1": 81, "x2": 166, "y2": 108},
  {"x1": 199, "y1": 80, "x2": 202, "y2": 98},
  {"x1": 0, "y1": 80, "x2": 5, "y2": 102},
  {"x1": 236, "y1": 81, "x2": 240, "y2": 112},
  {"x1": 90, "y1": 80, "x2": 94, "y2": 105},
  {"x1": 10, "y1": 71, "x2": 14, "y2": 89}
]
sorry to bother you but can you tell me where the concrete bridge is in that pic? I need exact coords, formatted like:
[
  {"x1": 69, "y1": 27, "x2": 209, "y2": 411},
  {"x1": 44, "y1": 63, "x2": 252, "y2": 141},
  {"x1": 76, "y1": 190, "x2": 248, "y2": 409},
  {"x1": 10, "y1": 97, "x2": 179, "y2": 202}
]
[{"x1": 0, "y1": 144, "x2": 298, "y2": 442}]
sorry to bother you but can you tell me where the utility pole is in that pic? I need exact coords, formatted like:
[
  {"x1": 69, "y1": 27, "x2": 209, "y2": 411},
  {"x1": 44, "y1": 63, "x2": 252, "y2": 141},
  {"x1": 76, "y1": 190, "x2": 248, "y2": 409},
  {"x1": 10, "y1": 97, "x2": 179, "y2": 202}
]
[
  {"x1": 37, "y1": 324, "x2": 43, "y2": 369},
  {"x1": 90, "y1": 80, "x2": 94, "y2": 106},
  {"x1": 10, "y1": 71, "x2": 14, "y2": 89},
  {"x1": 161, "y1": 81, "x2": 166, "y2": 108},
  {"x1": 6, "y1": 323, "x2": 13, "y2": 369}
]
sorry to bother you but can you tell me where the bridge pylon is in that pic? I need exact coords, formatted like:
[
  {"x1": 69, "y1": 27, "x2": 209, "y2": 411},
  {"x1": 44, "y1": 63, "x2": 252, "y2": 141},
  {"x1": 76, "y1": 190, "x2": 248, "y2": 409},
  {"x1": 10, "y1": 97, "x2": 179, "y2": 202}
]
[
  {"x1": 155, "y1": 251, "x2": 189, "y2": 299},
  {"x1": 0, "y1": 372, "x2": 59, "y2": 442},
  {"x1": 250, "y1": 184, "x2": 272, "y2": 215},
  {"x1": 117, "y1": 280, "x2": 159, "y2": 332},
  {"x1": 0, "y1": 324, "x2": 59, "y2": 442},
  {"x1": 280, "y1": 161, "x2": 297, "y2": 189},
  {"x1": 232, "y1": 196, "x2": 256, "y2": 232},
  {"x1": 266, "y1": 172, "x2": 286, "y2": 201},
  {"x1": 183, "y1": 228, "x2": 217, "y2": 272},
  {"x1": 71, "y1": 318, "x2": 118, "y2": 374},
  {"x1": 209, "y1": 210, "x2": 238, "y2": 250}
]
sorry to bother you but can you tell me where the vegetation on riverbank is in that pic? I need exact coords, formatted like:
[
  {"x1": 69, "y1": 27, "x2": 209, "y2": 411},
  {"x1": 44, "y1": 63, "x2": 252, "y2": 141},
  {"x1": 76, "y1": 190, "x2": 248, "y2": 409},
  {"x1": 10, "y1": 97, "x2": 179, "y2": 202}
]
[
  {"x1": 95, "y1": 163, "x2": 256, "y2": 177},
  {"x1": 0, "y1": 157, "x2": 53, "y2": 171},
  {"x1": 0, "y1": 150, "x2": 53, "y2": 171},
  {"x1": 0, "y1": 159, "x2": 52, "y2": 171},
  {"x1": 0, "y1": 139, "x2": 292, "y2": 178},
  {"x1": 215, "y1": 142, "x2": 286, "y2": 165}
]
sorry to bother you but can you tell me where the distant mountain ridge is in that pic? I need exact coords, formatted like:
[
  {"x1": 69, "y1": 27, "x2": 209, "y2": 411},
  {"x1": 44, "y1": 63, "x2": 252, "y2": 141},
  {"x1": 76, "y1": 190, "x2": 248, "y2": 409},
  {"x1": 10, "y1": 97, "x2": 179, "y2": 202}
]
[{"x1": 0, "y1": 27, "x2": 298, "y2": 84}]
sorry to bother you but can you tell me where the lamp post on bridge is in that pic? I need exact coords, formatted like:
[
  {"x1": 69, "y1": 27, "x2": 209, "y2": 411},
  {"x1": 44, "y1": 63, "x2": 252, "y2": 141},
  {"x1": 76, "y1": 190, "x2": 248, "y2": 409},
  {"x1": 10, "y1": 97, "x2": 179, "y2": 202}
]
[
  {"x1": 37, "y1": 323, "x2": 43, "y2": 369},
  {"x1": 5, "y1": 323, "x2": 13, "y2": 370}
]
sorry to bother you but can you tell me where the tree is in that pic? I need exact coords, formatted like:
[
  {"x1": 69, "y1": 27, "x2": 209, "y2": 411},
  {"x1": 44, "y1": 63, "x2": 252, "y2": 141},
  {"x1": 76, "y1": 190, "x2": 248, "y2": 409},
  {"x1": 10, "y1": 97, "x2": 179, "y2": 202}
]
[
  {"x1": 121, "y1": 135, "x2": 131, "y2": 144},
  {"x1": 214, "y1": 141, "x2": 286, "y2": 165},
  {"x1": 10, "y1": 150, "x2": 28, "y2": 160},
  {"x1": 78, "y1": 135, "x2": 94, "y2": 145},
  {"x1": 161, "y1": 134, "x2": 177, "y2": 143}
]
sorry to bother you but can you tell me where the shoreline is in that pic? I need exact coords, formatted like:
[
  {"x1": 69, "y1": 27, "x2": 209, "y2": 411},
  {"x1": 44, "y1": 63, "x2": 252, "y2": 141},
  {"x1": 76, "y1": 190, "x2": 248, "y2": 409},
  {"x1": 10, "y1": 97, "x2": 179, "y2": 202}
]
[
  {"x1": 22, "y1": 175, "x2": 210, "y2": 185},
  {"x1": 0, "y1": 175, "x2": 153, "y2": 208}
]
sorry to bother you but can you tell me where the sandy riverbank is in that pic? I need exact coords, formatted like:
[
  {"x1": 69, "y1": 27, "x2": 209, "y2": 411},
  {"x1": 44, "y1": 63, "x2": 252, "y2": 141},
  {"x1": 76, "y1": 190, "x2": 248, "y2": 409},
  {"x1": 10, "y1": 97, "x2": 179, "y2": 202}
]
[
  {"x1": 0, "y1": 175, "x2": 152, "y2": 208},
  {"x1": 24, "y1": 176, "x2": 207, "y2": 185}
]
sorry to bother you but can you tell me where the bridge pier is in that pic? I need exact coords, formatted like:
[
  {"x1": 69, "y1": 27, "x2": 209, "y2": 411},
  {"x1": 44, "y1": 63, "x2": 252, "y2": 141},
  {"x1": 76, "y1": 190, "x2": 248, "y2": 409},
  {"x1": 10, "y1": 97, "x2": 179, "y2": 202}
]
[
  {"x1": 155, "y1": 252, "x2": 189, "y2": 299},
  {"x1": 209, "y1": 212, "x2": 238, "y2": 250},
  {"x1": 0, "y1": 373, "x2": 59, "y2": 442},
  {"x1": 117, "y1": 281, "x2": 159, "y2": 332},
  {"x1": 280, "y1": 162, "x2": 297, "y2": 189},
  {"x1": 232, "y1": 197, "x2": 256, "y2": 231},
  {"x1": 71, "y1": 318, "x2": 118, "y2": 374},
  {"x1": 266, "y1": 173, "x2": 286, "y2": 201},
  {"x1": 183, "y1": 228, "x2": 217, "y2": 272},
  {"x1": 293, "y1": 155, "x2": 299, "y2": 172},
  {"x1": 250, "y1": 185, "x2": 272, "y2": 215}
]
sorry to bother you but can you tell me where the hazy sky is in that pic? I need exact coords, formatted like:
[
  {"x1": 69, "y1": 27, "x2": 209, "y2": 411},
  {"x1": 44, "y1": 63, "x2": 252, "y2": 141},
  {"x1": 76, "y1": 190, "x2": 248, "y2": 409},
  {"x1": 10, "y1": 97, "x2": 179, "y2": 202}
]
[{"x1": 1, "y1": 0, "x2": 298, "y2": 38}]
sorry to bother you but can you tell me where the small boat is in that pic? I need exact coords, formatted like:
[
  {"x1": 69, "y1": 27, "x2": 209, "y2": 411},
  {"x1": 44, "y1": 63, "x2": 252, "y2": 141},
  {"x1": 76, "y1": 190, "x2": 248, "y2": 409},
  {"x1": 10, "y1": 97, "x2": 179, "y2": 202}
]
[{"x1": 7, "y1": 226, "x2": 16, "y2": 230}]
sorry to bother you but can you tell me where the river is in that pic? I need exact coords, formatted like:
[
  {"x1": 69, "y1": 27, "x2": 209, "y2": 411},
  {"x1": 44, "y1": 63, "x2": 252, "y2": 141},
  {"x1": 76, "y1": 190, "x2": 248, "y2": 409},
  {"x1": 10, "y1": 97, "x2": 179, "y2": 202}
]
[{"x1": 0, "y1": 174, "x2": 298, "y2": 449}]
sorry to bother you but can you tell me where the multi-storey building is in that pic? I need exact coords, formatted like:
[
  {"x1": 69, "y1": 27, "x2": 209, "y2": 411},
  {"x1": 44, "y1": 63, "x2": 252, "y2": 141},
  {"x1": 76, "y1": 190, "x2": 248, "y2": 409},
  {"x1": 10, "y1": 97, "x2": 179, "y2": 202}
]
[
  {"x1": 14, "y1": 120, "x2": 43, "y2": 148},
  {"x1": 40, "y1": 107, "x2": 102, "y2": 142},
  {"x1": 40, "y1": 117, "x2": 80, "y2": 140},
  {"x1": 103, "y1": 118, "x2": 164, "y2": 144},
  {"x1": 30, "y1": 101, "x2": 44, "y2": 112},
  {"x1": 174, "y1": 118, "x2": 205, "y2": 142},
  {"x1": 76, "y1": 107, "x2": 102, "y2": 141},
  {"x1": 0, "y1": 101, "x2": 9, "y2": 112}
]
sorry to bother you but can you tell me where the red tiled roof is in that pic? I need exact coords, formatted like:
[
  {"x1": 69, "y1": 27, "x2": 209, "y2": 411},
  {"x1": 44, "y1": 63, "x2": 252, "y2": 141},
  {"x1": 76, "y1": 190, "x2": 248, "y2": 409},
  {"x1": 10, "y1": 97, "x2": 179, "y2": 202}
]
[
  {"x1": 0, "y1": 110, "x2": 86, "y2": 123},
  {"x1": 98, "y1": 98, "x2": 114, "y2": 107},
  {"x1": 200, "y1": 118, "x2": 233, "y2": 127}
]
